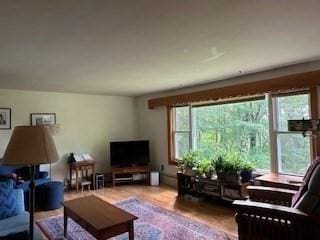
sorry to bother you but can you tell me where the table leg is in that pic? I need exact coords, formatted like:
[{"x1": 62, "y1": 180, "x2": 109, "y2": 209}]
[
  {"x1": 92, "y1": 164, "x2": 96, "y2": 190},
  {"x1": 129, "y1": 221, "x2": 134, "y2": 240},
  {"x1": 76, "y1": 168, "x2": 79, "y2": 192},
  {"x1": 64, "y1": 207, "x2": 68, "y2": 237},
  {"x1": 69, "y1": 166, "x2": 72, "y2": 190}
]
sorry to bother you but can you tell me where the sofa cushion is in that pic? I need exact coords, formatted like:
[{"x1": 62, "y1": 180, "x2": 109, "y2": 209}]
[
  {"x1": 292, "y1": 157, "x2": 320, "y2": 207},
  {"x1": 0, "y1": 211, "x2": 29, "y2": 237},
  {"x1": 0, "y1": 180, "x2": 18, "y2": 220},
  {"x1": 13, "y1": 189, "x2": 25, "y2": 214},
  {"x1": 294, "y1": 164, "x2": 320, "y2": 215}
]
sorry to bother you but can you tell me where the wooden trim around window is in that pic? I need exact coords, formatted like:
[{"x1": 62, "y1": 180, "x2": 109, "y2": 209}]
[
  {"x1": 149, "y1": 70, "x2": 320, "y2": 109},
  {"x1": 310, "y1": 86, "x2": 320, "y2": 158},
  {"x1": 167, "y1": 106, "x2": 177, "y2": 165}
]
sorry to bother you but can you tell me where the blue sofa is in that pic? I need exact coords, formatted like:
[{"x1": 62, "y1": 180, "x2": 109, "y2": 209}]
[
  {"x1": 0, "y1": 165, "x2": 50, "y2": 209},
  {"x1": 0, "y1": 188, "x2": 42, "y2": 239}
]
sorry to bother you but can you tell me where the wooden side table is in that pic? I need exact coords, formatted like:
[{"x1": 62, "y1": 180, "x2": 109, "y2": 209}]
[
  {"x1": 69, "y1": 160, "x2": 96, "y2": 192},
  {"x1": 254, "y1": 173, "x2": 303, "y2": 191}
]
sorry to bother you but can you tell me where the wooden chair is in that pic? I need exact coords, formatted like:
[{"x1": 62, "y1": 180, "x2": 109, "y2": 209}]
[{"x1": 233, "y1": 160, "x2": 320, "y2": 240}]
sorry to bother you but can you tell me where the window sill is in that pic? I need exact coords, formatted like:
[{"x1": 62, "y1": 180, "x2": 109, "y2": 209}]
[{"x1": 168, "y1": 160, "x2": 177, "y2": 166}]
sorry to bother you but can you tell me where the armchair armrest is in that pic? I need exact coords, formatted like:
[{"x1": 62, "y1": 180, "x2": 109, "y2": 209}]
[
  {"x1": 247, "y1": 186, "x2": 297, "y2": 206},
  {"x1": 233, "y1": 200, "x2": 320, "y2": 240}
]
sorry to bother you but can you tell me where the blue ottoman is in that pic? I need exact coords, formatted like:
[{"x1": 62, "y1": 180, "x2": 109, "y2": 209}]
[{"x1": 36, "y1": 181, "x2": 63, "y2": 210}]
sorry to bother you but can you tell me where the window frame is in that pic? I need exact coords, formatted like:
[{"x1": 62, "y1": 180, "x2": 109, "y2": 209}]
[
  {"x1": 270, "y1": 92, "x2": 312, "y2": 175},
  {"x1": 170, "y1": 105, "x2": 192, "y2": 165},
  {"x1": 168, "y1": 90, "x2": 318, "y2": 176}
]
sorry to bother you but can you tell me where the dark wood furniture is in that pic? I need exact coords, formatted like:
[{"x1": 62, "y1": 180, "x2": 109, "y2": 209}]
[
  {"x1": 62, "y1": 195, "x2": 138, "y2": 240},
  {"x1": 233, "y1": 173, "x2": 320, "y2": 240},
  {"x1": 69, "y1": 160, "x2": 96, "y2": 192},
  {"x1": 177, "y1": 172, "x2": 250, "y2": 201},
  {"x1": 112, "y1": 165, "x2": 150, "y2": 186},
  {"x1": 255, "y1": 172, "x2": 302, "y2": 191},
  {"x1": 234, "y1": 199, "x2": 320, "y2": 240}
]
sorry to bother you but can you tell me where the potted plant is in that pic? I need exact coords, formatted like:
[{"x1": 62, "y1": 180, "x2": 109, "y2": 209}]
[
  {"x1": 214, "y1": 155, "x2": 242, "y2": 184},
  {"x1": 180, "y1": 151, "x2": 200, "y2": 176},
  {"x1": 197, "y1": 158, "x2": 214, "y2": 178},
  {"x1": 240, "y1": 162, "x2": 254, "y2": 183}
]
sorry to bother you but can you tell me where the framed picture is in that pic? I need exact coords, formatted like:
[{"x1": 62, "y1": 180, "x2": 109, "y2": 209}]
[
  {"x1": 0, "y1": 108, "x2": 11, "y2": 129},
  {"x1": 30, "y1": 113, "x2": 56, "y2": 126}
]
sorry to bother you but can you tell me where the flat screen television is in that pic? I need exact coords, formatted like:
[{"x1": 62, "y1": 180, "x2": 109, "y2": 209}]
[{"x1": 110, "y1": 140, "x2": 150, "y2": 167}]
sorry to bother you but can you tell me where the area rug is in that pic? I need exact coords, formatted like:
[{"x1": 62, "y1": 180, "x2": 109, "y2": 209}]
[{"x1": 36, "y1": 197, "x2": 236, "y2": 240}]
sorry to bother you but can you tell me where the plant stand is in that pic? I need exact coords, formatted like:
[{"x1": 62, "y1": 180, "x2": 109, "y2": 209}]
[{"x1": 177, "y1": 172, "x2": 250, "y2": 202}]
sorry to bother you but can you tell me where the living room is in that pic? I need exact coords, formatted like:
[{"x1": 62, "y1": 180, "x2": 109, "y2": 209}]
[{"x1": 1, "y1": 1, "x2": 320, "y2": 240}]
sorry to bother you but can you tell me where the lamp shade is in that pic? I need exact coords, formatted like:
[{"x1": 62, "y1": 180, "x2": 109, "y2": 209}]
[{"x1": 2, "y1": 126, "x2": 59, "y2": 166}]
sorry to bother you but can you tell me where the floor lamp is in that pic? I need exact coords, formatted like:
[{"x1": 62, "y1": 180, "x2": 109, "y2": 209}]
[{"x1": 2, "y1": 126, "x2": 59, "y2": 240}]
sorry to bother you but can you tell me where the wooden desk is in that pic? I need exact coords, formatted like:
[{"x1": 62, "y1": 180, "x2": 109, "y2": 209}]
[
  {"x1": 69, "y1": 160, "x2": 96, "y2": 192},
  {"x1": 255, "y1": 173, "x2": 303, "y2": 191},
  {"x1": 62, "y1": 195, "x2": 137, "y2": 240}
]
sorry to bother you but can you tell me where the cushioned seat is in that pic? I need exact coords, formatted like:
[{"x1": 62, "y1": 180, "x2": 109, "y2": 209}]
[
  {"x1": 0, "y1": 212, "x2": 29, "y2": 237},
  {"x1": 36, "y1": 181, "x2": 63, "y2": 210},
  {"x1": 0, "y1": 187, "x2": 42, "y2": 239}
]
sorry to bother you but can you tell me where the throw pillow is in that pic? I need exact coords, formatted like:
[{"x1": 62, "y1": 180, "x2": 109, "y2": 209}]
[{"x1": 0, "y1": 180, "x2": 18, "y2": 220}]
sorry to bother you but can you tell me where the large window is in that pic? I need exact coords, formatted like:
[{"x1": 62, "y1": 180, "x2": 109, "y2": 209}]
[
  {"x1": 192, "y1": 99, "x2": 270, "y2": 170},
  {"x1": 173, "y1": 106, "x2": 190, "y2": 160},
  {"x1": 172, "y1": 92, "x2": 312, "y2": 175},
  {"x1": 273, "y1": 94, "x2": 311, "y2": 175}
]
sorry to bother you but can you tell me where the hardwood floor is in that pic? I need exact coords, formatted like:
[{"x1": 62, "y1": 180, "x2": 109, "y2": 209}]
[{"x1": 35, "y1": 184, "x2": 238, "y2": 238}]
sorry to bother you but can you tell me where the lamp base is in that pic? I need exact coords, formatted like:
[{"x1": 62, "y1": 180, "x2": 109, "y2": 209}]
[{"x1": 29, "y1": 165, "x2": 35, "y2": 240}]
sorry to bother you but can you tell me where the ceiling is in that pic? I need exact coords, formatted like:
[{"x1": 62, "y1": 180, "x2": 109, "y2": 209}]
[{"x1": 0, "y1": 1, "x2": 320, "y2": 96}]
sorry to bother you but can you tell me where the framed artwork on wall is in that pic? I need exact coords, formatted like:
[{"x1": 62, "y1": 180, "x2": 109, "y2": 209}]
[
  {"x1": 30, "y1": 113, "x2": 56, "y2": 126},
  {"x1": 0, "y1": 108, "x2": 11, "y2": 129}
]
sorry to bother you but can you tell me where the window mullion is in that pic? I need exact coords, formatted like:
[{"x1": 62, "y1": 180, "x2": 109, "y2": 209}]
[
  {"x1": 189, "y1": 105, "x2": 193, "y2": 151},
  {"x1": 268, "y1": 93, "x2": 278, "y2": 173}
]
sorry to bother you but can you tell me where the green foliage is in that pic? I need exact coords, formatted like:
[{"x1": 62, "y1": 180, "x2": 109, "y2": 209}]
[
  {"x1": 214, "y1": 155, "x2": 254, "y2": 175},
  {"x1": 192, "y1": 99, "x2": 270, "y2": 171},
  {"x1": 197, "y1": 158, "x2": 214, "y2": 176},
  {"x1": 180, "y1": 150, "x2": 201, "y2": 168},
  {"x1": 241, "y1": 161, "x2": 254, "y2": 172}
]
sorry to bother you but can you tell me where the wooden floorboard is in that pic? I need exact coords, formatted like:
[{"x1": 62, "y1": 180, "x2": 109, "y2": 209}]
[{"x1": 35, "y1": 184, "x2": 237, "y2": 238}]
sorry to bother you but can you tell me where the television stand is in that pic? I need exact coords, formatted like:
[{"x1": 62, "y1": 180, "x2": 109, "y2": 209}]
[{"x1": 112, "y1": 165, "x2": 150, "y2": 186}]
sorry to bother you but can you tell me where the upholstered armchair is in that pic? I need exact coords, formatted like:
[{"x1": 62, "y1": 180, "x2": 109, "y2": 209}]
[{"x1": 233, "y1": 159, "x2": 320, "y2": 240}]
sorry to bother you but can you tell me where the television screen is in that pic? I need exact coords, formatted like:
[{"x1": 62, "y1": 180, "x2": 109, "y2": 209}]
[{"x1": 110, "y1": 140, "x2": 150, "y2": 166}]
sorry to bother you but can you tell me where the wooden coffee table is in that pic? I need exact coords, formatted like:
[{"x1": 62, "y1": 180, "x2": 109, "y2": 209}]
[{"x1": 62, "y1": 195, "x2": 138, "y2": 239}]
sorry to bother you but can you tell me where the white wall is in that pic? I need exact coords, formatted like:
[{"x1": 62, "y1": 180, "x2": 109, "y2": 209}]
[
  {"x1": 135, "y1": 61, "x2": 320, "y2": 186},
  {"x1": 0, "y1": 89, "x2": 137, "y2": 181}
]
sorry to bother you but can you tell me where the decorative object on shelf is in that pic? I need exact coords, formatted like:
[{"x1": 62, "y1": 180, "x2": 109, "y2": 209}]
[
  {"x1": 67, "y1": 153, "x2": 76, "y2": 164},
  {"x1": 2, "y1": 126, "x2": 59, "y2": 240},
  {"x1": 177, "y1": 151, "x2": 200, "y2": 176},
  {"x1": 30, "y1": 113, "x2": 60, "y2": 135},
  {"x1": 214, "y1": 155, "x2": 254, "y2": 184},
  {"x1": 214, "y1": 156, "x2": 242, "y2": 184},
  {"x1": 0, "y1": 108, "x2": 11, "y2": 130},
  {"x1": 177, "y1": 172, "x2": 250, "y2": 202},
  {"x1": 288, "y1": 118, "x2": 320, "y2": 137},
  {"x1": 240, "y1": 163, "x2": 254, "y2": 183},
  {"x1": 197, "y1": 158, "x2": 214, "y2": 178}
]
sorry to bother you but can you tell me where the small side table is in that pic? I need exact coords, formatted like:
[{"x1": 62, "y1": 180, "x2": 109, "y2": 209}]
[
  {"x1": 254, "y1": 173, "x2": 302, "y2": 191},
  {"x1": 69, "y1": 160, "x2": 96, "y2": 192}
]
